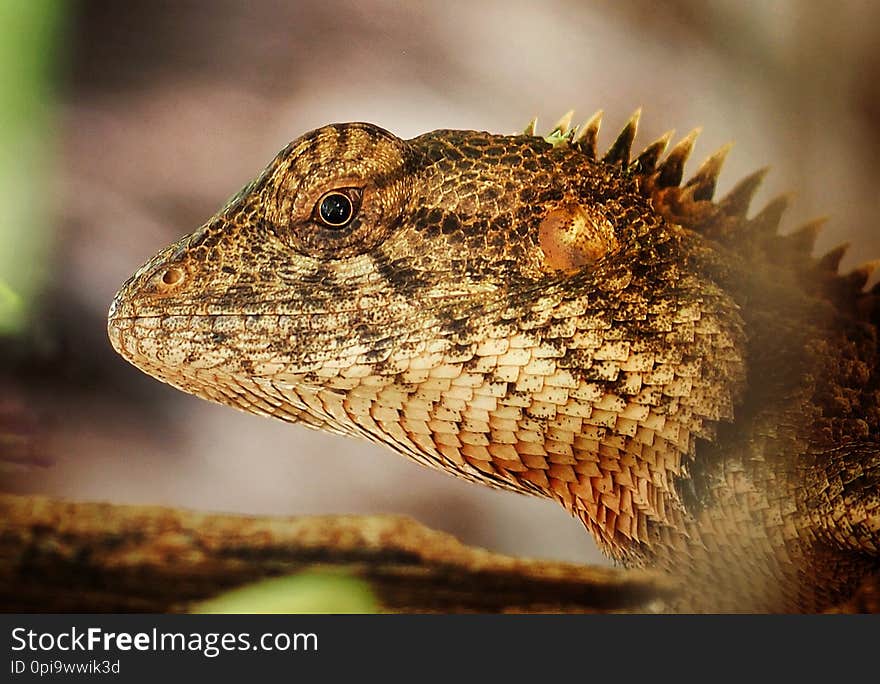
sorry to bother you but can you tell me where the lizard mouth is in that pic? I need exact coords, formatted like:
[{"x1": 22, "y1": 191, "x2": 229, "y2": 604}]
[
  {"x1": 106, "y1": 312, "x2": 160, "y2": 369},
  {"x1": 106, "y1": 288, "x2": 134, "y2": 358}
]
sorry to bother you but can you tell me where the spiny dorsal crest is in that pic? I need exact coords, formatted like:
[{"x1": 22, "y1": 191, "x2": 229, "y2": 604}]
[{"x1": 524, "y1": 109, "x2": 879, "y2": 319}]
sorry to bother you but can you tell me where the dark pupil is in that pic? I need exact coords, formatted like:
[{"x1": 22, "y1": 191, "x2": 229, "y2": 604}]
[{"x1": 319, "y1": 193, "x2": 353, "y2": 227}]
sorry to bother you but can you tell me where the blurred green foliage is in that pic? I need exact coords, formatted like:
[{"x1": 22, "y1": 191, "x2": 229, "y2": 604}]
[
  {"x1": 0, "y1": 1, "x2": 63, "y2": 335},
  {"x1": 193, "y1": 569, "x2": 380, "y2": 614}
]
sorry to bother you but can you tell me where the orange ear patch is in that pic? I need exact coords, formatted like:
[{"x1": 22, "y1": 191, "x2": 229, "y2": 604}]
[{"x1": 538, "y1": 204, "x2": 618, "y2": 272}]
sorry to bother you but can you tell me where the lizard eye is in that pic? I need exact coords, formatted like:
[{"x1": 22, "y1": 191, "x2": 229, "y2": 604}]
[{"x1": 316, "y1": 189, "x2": 360, "y2": 228}]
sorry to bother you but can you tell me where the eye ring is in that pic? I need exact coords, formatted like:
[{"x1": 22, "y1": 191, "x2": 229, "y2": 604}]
[{"x1": 316, "y1": 189, "x2": 359, "y2": 228}]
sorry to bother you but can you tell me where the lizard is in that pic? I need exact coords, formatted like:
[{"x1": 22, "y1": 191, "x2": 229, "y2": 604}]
[{"x1": 107, "y1": 109, "x2": 880, "y2": 612}]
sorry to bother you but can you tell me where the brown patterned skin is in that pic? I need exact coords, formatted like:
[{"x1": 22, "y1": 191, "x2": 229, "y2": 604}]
[{"x1": 108, "y1": 113, "x2": 880, "y2": 612}]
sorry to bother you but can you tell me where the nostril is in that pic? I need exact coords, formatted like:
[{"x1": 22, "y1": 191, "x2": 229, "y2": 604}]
[{"x1": 161, "y1": 266, "x2": 185, "y2": 287}]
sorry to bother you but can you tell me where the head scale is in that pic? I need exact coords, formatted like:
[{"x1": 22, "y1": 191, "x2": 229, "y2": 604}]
[{"x1": 109, "y1": 119, "x2": 746, "y2": 555}]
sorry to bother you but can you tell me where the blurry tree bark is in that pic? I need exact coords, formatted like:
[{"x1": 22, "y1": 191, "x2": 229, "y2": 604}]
[{"x1": 0, "y1": 493, "x2": 670, "y2": 613}]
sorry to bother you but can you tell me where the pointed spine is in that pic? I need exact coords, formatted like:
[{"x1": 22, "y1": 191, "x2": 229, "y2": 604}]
[
  {"x1": 844, "y1": 261, "x2": 880, "y2": 292},
  {"x1": 784, "y1": 217, "x2": 826, "y2": 257},
  {"x1": 573, "y1": 110, "x2": 602, "y2": 159},
  {"x1": 631, "y1": 130, "x2": 673, "y2": 175},
  {"x1": 719, "y1": 167, "x2": 768, "y2": 217},
  {"x1": 684, "y1": 143, "x2": 732, "y2": 201},
  {"x1": 603, "y1": 109, "x2": 641, "y2": 168},
  {"x1": 818, "y1": 243, "x2": 849, "y2": 274},
  {"x1": 549, "y1": 110, "x2": 574, "y2": 136},
  {"x1": 749, "y1": 195, "x2": 790, "y2": 237},
  {"x1": 523, "y1": 117, "x2": 538, "y2": 136},
  {"x1": 656, "y1": 129, "x2": 701, "y2": 188}
]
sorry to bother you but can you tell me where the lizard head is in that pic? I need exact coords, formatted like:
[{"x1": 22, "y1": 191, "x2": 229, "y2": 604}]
[{"x1": 109, "y1": 116, "x2": 747, "y2": 553}]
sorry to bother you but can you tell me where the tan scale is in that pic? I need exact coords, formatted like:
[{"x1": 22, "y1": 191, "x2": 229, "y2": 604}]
[{"x1": 108, "y1": 112, "x2": 880, "y2": 612}]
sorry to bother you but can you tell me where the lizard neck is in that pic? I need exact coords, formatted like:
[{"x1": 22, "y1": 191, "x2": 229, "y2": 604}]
[{"x1": 235, "y1": 230, "x2": 749, "y2": 557}]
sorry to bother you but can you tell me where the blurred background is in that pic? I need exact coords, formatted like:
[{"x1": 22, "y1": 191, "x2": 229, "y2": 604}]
[{"x1": 2, "y1": 0, "x2": 879, "y2": 566}]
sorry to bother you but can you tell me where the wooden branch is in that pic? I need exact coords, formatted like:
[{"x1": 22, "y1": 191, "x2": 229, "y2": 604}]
[{"x1": 0, "y1": 493, "x2": 674, "y2": 612}]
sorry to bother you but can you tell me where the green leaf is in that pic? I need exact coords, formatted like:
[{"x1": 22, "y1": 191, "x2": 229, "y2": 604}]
[
  {"x1": 193, "y1": 569, "x2": 381, "y2": 614},
  {"x1": 0, "y1": 277, "x2": 24, "y2": 334}
]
